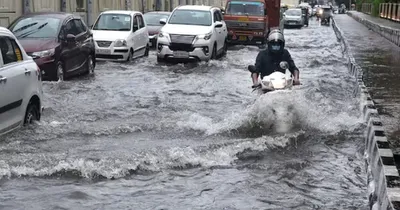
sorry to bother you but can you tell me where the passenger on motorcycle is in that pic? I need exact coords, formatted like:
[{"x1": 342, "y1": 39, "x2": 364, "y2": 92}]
[{"x1": 249, "y1": 30, "x2": 300, "y2": 88}]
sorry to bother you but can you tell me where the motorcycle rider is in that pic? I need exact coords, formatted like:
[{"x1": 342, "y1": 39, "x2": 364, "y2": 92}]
[{"x1": 249, "y1": 29, "x2": 300, "y2": 88}]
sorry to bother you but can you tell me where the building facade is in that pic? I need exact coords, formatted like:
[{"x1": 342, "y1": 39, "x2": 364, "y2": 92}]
[{"x1": 0, "y1": 0, "x2": 226, "y2": 27}]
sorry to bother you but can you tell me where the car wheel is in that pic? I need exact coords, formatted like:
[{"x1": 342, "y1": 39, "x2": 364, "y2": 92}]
[
  {"x1": 144, "y1": 44, "x2": 150, "y2": 57},
  {"x1": 157, "y1": 57, "x2": 165, "y2": 63},
  {"x1": 211, "y1": 43, "x2": 217, "y2": 60},
  {"x1": 127, "y1": 49, "x2": 133, "y2": 61},
  {"x1": 56, "y1": 62, "x2": 64, "y2": 81},
  {"x1": 84, "y1": 54, "x2": 95, "y2": 75},
  {"x1": 24, "y1": 102, "x2": 39, "y2": 125},
  {"x1": 222, "y1": 40, "x2": 228, "y2": 57}
]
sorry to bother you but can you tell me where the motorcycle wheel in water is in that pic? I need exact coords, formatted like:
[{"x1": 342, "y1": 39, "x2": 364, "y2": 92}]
[{"x1": 321, "y1": 18, "x2": 330, "y2": 26}]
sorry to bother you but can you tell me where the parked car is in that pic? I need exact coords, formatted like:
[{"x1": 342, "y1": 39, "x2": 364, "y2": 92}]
[
  {"x1": 143, "y1": 11, "x2": 171, "y2": 48},
  {"x1": 283, "y1": 8, "x2": 304, "y2": 28},
  {"x1": 0, "y1": 27, "x2": 43, "y2": 136},
  {"x1": 91, "y1": 10, "x2": 149, "y2": 62},
  {"x1": 157, "y1": 5, "x2": 228, "y2": 62},
  {"x1": 8, "y1": 12, "x2": 96, "y2": 81}
]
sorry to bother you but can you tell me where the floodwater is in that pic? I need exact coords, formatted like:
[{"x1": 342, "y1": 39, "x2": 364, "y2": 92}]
[{"x1": 0, "y1": 19, "x2": 367, "y2": 209}]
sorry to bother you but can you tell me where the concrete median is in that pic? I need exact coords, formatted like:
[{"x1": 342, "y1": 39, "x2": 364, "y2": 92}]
[
  {"x1": 332, "y1": 16, "x2": 400, "y2": 210},
  {"x1": 347, "y1": 11, "x2": 400, "y2": 47}
]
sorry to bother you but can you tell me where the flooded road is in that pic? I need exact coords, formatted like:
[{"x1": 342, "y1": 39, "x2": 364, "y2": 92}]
[
  {"x1": 334, "y1": 15, "x2": 400, "y2": 151},
  {"x1": 0, "y1": 19, "x2": 367, "y2": 209}
]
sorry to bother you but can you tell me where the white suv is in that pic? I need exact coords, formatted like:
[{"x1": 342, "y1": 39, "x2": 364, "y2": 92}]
[
  {"x1": 91, "y1": 10, "x2": 150, "y2": 61},
  {"x1": 0, "y1": 27, "x2": 43, "y2": 136},
  {"x1": 157, "y1": 5, "x2": 228, "y2": 62}
]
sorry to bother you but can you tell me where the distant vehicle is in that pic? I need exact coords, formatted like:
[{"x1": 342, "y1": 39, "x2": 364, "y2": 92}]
[
  {"x1": 298, "y1": 2, "x2": 312, "y2": 15},
  {"x1": 223, "y1": 0, "x2": 283, "y2": 46},
  {"x1": 157, "y1": 5, "x2": 228, "y2": 62},
  {"x1": 311, "y1": 6, "x2": 317, "y2": 16},
  {"x1": 338, "y1": 4, "x2": 347, "y2": 14},
  {"x1": 283, "y1": 8, "x2": 304, "y2": 28},
  {"x1": 91, "y1": 10, "x2": 149, "y2": 62},
  {"x1": 333, "y1": 5, "x2": 338, "y2": 13},
  {"x1": 143, "y1": 11, "x2": 171, "y2": 48},
  {"x1": 0, "y1": 27, "x2": 43, "y2": 136},
  {"x1": 321, "y1": 6, "x2": 332, "y2": 25},
  {"x1": 8, "y1": 12, "x2": 96, "y2": 81}
]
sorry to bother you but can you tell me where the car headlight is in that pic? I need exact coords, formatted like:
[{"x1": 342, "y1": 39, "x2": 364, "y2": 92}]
[
  {"x1": 198, "y1": 32, "x2": 212, "y2": 40},
  {"x1": 32, "y1": 49, "x2": 55, "y2": 58},
  {"x1": 114, "y1": 39, "x2": 127, "y2": 47}
]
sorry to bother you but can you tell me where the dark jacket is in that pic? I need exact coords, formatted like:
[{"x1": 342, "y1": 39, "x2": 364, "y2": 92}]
[{"x1": 254, "y1": 49, "x2": 299, "y2": 78}]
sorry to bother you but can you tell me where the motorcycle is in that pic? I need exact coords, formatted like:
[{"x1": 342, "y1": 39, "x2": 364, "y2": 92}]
[
  {"x1": 320, "y1": 7, "x2": 332, "y2": 26},
  {"x1": 321, "y1": 16, "x2": 331, "y2": 25},
  {"x1": 248, "y1": 61, "x2": 294, "y2": 94}
]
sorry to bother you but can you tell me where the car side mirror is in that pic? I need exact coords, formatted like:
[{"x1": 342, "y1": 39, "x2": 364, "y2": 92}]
[
  {"x1": 160, "y1": 18, "x2": 167, "y2": 25},
  {"x1": 280, "y1": 61, "x2": 289, "y2": 69},
  {"x1": 215, "y1": 21, "x2": 223, "y2": 28},
  {"x1": 66, "y1": 34, "x2": 76, "y2": 42}
]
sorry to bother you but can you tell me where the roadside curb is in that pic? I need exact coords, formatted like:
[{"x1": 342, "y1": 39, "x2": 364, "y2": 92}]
[
  {"x1": 332, "y1": 16, "x2": 400, "y2": 210},
  {"x1": 347, "y1": 11, "x2": 400, "y2": 47}
]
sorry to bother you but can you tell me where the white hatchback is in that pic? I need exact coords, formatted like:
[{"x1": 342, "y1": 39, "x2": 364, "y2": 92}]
[
  {"x1": 91, "y1": 10, "x2": 150, "y2": 61},
  {"x1": 157, "y1": 5, "x2": 228, "y2": 62},
  {"x1": 0, "y1": 27, "x2": 43, "y2": 136}
]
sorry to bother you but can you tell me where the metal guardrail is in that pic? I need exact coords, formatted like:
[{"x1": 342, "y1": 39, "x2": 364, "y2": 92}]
[
  {"x1": 359, "y1": 3, "x2": 399, "y2": 23},
  {"x1": 380, "y1": 3, "x2": 400, "y2": 23}
]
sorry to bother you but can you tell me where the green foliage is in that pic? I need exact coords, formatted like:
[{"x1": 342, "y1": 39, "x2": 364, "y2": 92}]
[{"x1": 372, "y1": 0, "x2": 380, "y2": 16}]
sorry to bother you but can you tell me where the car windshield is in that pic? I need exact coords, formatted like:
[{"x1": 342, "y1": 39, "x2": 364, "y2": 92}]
[
  {"x1": 9, "y1": 16, "x2": 61, "y2": 38},
  {"x1": 93, "y1": 14, "x2": 131, "y2": 31},
  {"x1": 285, "y1": 9, "x2": 302, "y2": 16},
  {"x1": 144, "y1": 13, "x2": 170, "y2": 26},
  {"x1": 168, "y1": 10, "x2": 212, "y2": 26},
  {"x1": 226, "y1": 1, "x2": 265, "y2": 16}
]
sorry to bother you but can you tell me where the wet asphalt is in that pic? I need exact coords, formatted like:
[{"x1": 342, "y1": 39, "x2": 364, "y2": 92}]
[{"x1": 334, "y1": 14, "x2": 400, "y2": 152}]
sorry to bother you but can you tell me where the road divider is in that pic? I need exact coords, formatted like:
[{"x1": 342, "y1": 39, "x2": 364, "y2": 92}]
[{"x1": 332, "y1": 16, "x2": 400, "y2": 210}]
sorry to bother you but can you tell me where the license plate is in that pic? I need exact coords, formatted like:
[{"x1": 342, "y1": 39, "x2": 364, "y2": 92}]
[
  {"x1": 239, "y1": 36, "x2": 247, "y2": 41},
  {"x1": 289, "y1": 22, "x2": 295, "y2": 25},
  {"x1": 149, "y1": 41, "x2": 153, "y2": 47},
  {"x1": 96, "y1": 49, "x2": 111, "y2": 54},
  {"x1": 173, "y1": 51, "x2": 189, "y2": 58}
]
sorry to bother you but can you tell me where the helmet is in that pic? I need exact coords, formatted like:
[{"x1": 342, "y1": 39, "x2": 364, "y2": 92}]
[{"x1": 267, "y1": 29, "x2": 285, "y2": 54}]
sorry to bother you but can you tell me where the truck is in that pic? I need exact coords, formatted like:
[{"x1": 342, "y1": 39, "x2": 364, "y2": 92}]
[{"x1": 222, "y1": 0, "x2": 283, "y2": 46}]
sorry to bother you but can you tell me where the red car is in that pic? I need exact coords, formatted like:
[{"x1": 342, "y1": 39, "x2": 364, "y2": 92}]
[{"x1": 8, "y1": 12, "x2": 96, "y2": 81}]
